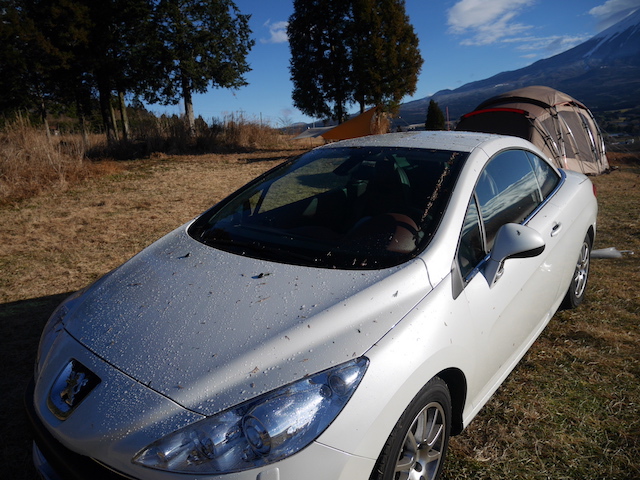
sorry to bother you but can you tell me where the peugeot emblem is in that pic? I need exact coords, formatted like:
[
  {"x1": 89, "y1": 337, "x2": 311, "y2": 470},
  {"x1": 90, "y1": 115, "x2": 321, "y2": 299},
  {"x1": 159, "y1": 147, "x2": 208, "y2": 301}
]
[{"x1": 48, "y1": 359, "x2": 101, "y2": 420}]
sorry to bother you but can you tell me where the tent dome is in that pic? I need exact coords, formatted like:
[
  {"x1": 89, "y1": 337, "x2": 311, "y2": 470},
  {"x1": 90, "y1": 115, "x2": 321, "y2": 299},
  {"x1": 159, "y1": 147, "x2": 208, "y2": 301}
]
[{"x1": 456, "y1": 86, "x2": 609, "y2": 175}]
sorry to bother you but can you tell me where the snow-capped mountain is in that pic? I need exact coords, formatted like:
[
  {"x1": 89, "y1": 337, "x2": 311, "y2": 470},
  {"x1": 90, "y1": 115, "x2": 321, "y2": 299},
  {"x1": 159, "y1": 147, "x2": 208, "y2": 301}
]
[
  {"x1": 585, "y1": 8, "x2": 640, "y2": 59},
  {"x1": 399, "y1": 8, "x2": 640, "y2": 124}
]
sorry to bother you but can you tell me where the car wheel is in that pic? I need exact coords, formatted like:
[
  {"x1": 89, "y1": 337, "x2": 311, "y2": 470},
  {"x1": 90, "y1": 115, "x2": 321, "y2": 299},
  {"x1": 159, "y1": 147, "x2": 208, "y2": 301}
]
[
  {"x1": 370, "y1": 377, "x2": 451, "y2": 480},
  {"x1": 562, "y1": 233, "x2": 592, "y2": 309}
]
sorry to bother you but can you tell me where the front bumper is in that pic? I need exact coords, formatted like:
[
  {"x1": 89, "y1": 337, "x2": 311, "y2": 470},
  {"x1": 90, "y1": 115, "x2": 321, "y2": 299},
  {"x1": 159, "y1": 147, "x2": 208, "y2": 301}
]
[
  {"x1": 25, "y1": 376, "x2": 377, "y2": 480},
  {"x1": 25, "y1": 377, "x2": 133, "y2": 480}
]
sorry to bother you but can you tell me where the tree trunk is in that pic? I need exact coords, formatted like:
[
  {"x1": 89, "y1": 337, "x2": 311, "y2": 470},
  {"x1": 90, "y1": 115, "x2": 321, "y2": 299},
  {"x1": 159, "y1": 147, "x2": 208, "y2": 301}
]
[
  {"x1": 118, "y1": 91, "x2": 131, "y2": 141},
  {"x1": 109, "y1": 100, "x2": 120, "y2": 142},
  {"x1": 76, "y1": 97, "x2": 89, "y2": 153},
  {"x1": 182, "y1": 75, "x2": 196, "y2": 137},
  {"x1": 335, "y1": 95, "x2": 347, "y2": 124},
  {"x1": 97, "y1": 75, "x2": 117, "y2": 144},
  {"x1": 36, "y1": 88, "x2": 52, "y2": 144}
]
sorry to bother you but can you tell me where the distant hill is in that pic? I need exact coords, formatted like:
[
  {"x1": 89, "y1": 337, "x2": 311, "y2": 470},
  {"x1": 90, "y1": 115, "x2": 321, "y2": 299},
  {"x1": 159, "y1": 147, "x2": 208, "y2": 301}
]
[{"x1": 398, "y1": 8, "x2": 640, "y2": 127}]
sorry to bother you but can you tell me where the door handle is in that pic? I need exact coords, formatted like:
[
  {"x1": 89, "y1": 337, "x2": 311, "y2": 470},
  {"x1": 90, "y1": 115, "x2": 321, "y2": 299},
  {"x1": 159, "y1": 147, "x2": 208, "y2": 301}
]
[{"x1": 551, "y1": 222, "x2": 563, "y2": 237}]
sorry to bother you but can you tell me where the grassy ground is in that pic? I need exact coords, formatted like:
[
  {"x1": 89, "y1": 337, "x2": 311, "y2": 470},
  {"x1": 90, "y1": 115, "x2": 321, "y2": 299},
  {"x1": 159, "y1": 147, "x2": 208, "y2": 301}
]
[
  {"x1": 1, "y1": 149, "x2": 638, "y2": 479},
  {"x1": 443, "y1": 151, "x2": 640, "y2": 480}
]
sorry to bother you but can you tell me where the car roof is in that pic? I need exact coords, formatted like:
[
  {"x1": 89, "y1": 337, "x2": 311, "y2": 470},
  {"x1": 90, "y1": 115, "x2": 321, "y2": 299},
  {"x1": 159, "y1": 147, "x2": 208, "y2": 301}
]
[{"x1": 319, "y1": 130, "x2": 515, "y2": 153}]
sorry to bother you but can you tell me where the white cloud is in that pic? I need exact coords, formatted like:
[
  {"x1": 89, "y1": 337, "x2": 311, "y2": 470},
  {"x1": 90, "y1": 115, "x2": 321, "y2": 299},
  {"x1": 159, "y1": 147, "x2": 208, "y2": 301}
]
[
  {"x1": 541, "y1": 34, "x2": 592, "y2": 54},
  {"x1": 447, "y1": 0, "x2": 591, "y2": 59},
  {"x1": 447, "y1": 0, "x2": 536, "y2": 45},
  {"x1": 506, "y1": 34, "x2": 591, "y2": 56},
  {"x1": 261, "y1": 20, "x2": 289, "y2": 44},
  {"x1": 588, "y1": 0, "x2": 640, "y2": 30}
]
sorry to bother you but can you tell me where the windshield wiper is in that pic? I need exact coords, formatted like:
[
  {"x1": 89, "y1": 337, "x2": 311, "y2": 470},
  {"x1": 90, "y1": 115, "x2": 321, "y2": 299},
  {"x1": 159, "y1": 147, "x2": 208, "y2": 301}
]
[{"x1": 205, "y1": 233, "x2": 330, "y2": 266}]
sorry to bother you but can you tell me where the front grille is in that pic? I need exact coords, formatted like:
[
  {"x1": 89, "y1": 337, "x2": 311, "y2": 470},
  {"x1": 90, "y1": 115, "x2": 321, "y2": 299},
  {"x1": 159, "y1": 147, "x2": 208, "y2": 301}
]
[{"x1": 24, "y1": 377, "x2": 135, "y2": 480}]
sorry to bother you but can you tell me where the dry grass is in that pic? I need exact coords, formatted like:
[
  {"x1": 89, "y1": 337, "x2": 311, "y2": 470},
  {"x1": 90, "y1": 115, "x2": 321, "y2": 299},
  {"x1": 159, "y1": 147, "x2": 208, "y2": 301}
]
[
  {"x1": 0, "y1": 117, "x2": 122, "y2": 204},
  {"x1": 442, "y1": 152, "x2": 640, "y2": 480},
  {"x1": 0, "y1": 116, "x2": 297, "y2": 205},
  {"x1": 0, "y1": 148, "x2": 309, "y2": 303},
  {"x1": 1, "y1": 148, "x2": 638, "y2": 479}
]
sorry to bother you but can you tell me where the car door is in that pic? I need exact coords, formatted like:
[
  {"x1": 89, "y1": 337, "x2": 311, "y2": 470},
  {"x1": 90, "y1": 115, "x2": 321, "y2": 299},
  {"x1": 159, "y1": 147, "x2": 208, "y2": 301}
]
[{"x1": 456, "y1": 149, "x2": 564, "y2": 408}]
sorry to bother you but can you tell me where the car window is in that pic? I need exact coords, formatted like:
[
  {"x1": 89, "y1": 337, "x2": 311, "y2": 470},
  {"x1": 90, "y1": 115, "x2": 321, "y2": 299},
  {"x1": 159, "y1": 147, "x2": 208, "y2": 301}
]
[
  {"x1": 525, "y1": 152, "x2": 560, "y2": 199},
  {"x1": 457, "y1": 149, "x2": 555, "y2": 279},
  {"x1": 458, "y1": 196, "x2": 484, "y2": 278},
  {"x1": 258, "y1": 155, "x2": 351, "y2": 212},
  {"x1": 189, "y1": 147, "x2": 468, "y2": 269},
  {"x1": 476, "y1": 150, "x2": 541, "y2": 250}
]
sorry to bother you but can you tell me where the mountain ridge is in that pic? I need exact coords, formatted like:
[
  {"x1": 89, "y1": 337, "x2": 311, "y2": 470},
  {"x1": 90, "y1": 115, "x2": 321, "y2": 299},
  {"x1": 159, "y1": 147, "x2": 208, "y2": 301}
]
[{"x1": 398, "y1": 8, "x2": 640, "y2": 126}]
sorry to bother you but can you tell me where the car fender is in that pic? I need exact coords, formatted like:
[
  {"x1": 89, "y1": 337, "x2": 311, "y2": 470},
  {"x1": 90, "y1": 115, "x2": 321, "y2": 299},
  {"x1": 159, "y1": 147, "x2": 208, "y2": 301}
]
[{"x1": 317, "y1": 267, "x2": 475, "y2": 458}]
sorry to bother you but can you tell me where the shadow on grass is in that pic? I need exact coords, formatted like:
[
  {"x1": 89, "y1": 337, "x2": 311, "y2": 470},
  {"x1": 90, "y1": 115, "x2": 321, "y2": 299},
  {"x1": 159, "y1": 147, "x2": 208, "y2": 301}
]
[{"x1": 0, "y1": 292, "x2": 72, "y2": 480}]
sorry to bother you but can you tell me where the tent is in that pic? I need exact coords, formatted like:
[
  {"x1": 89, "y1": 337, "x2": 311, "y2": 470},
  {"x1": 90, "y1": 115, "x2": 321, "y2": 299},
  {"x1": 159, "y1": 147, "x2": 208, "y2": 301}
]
[
  {"x1": 321, "y1": 107, "x2": 380, "y2": 141},
  {"x1": 456, "y1": 86, "x2": 609, "y2": 175},
  {"x1": 293, "y1": 107, "x2": 388, "y2": 141}
]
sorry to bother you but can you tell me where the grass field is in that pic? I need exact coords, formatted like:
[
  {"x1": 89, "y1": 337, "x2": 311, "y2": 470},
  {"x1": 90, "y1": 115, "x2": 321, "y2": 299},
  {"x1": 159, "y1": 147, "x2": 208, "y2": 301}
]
[{"x1": 1, "y1": 147, "x2": 638, "y2": 479}]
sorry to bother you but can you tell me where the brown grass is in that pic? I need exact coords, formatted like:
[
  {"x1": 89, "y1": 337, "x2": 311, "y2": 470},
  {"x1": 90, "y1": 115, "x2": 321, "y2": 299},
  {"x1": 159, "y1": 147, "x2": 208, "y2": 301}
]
[
  {"x1": 0, "y1": 148, "x2": 310, "y2": 303},
  {"x1": 1, "y1": 149, "x2": 638, "y2": 479},
  {"x1": 0, "y1": 116, "x2": 298, "y2": 205},
  {"x1": 442, "y1": 152, "x2": 640, "y2": 480},
  {"x1": 0, "y1": 116, "x2": 121, "y2": 203}
]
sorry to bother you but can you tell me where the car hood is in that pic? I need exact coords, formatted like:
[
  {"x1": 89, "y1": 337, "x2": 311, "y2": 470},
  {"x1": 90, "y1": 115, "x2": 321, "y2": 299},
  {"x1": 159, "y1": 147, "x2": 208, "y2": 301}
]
[{"x1": 64, "y1": 224, "x2": 431, "y2": 415}]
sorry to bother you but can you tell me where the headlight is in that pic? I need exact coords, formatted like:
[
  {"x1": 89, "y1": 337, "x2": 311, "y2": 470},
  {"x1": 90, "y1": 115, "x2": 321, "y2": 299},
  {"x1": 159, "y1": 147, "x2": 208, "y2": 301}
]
[{"x1": 133, "y1": 357, "x2": 368, "y2": 474}]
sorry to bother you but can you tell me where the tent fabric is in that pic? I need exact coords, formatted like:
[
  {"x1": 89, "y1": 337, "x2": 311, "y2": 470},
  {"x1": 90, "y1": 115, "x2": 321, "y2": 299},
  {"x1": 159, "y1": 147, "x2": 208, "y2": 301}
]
[
  {"x1": 321, "y1": 107, "x2": 380, "y2": 141},
  {"x1": 293, "y1": 107, "x2": 390, "y2": 142},
  {"x1": 456, "y1": 86, "x2": 609, "y2": 175}
]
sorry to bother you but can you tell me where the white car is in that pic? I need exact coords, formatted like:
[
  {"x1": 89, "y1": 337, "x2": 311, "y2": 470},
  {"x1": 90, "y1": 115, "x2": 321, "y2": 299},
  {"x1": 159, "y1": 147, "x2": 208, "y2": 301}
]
[{"x1": 26, "y1": 131, "x2": 597, "y2": 480}]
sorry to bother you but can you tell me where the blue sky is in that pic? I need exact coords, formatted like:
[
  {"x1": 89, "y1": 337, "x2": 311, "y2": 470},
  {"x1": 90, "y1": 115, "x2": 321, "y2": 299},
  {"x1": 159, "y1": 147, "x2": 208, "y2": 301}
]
[{"x1": 156, "y1": 0, "x2": 640, "y2": 125}]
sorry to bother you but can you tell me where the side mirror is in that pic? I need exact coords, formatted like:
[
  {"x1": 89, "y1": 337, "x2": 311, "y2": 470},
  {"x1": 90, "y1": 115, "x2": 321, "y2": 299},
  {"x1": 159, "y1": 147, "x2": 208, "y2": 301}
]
[{"x1": 484, "y1": 223, "x2": 545, "y2": 287}]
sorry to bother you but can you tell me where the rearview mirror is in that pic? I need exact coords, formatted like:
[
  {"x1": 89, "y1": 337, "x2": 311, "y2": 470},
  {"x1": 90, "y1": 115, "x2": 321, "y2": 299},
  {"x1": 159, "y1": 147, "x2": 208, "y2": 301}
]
[{"x1": 484, "y1": 223, "x2": 545, "y2": 287}]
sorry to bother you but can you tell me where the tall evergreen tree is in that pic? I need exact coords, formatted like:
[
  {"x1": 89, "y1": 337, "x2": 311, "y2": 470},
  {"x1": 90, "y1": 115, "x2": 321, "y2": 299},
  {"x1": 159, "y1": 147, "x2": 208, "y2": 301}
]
[
  {"x1": 0, "y1": 0, "x2": 158, "y2": 143},
  {"x1": 153, "y1": 0, "x2": 254, "y2": 135},
  {"x1": 79, "y1": 0, "x2": 162, "y2": 143},
  {"x1": 288, "y1": 0, "x2": 353, "y2": 123},
  {"x1": 0, "y1": 0, "x2": 93, "y2": 128},
  {"x1": 0, "y1": 0, "x2": 254, "y2": 141},
  {"x1": 351, "y1": 0, "x2": 422, "y2": 114},
  {"x1": 0, "y1": 1, "x2": 36, "y2": 113},
  {"x1": 288, "y1": 0, "x2": 422, "y2": 123},
  {"x1": 425, "y1": 99, "x2": 446, "y2": 130}
]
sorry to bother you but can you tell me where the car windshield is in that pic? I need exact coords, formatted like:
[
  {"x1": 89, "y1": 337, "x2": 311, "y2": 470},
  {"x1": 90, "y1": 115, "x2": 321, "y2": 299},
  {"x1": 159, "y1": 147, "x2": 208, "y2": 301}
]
[{"x1": 189, "y1": 146, "x2": 468, "y2": 269}]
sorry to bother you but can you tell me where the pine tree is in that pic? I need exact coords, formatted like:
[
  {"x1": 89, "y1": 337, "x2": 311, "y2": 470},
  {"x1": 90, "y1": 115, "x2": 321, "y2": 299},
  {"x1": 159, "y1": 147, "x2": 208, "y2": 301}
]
[
  {"x1": 0, "y1": 0, "x2": 161, "y2": 143},
  {"x1": 288, "y1": 0, "x2": 422, "y2": 123},
  {"x1": 0, "y1": 0, "x2": 94, "y2": 128},
  {"x1": 351, "y1": 0, "x2": 422, "y2": 114},
  {"x1": 0, "y1": 1, "x2": 37, "y2": 114},
  {"x1": 425, "y1": 99, "x2": 446, "y2": 130},
  {"x1": 153, "y1": 0, "x2": 254, "y2": 135},
  {"x1": 288, "y1": 0, "x2": 353, "y2": 123},
  {"x1": 86, "y1": 0, "x2": 137, "y2": 143}
]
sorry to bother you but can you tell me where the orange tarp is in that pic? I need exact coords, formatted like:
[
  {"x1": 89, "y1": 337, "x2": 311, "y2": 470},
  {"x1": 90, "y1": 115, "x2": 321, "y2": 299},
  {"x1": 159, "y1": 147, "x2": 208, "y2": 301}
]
[{"x1": 321, "y1": 107, "x2": 378, "y2": 141}]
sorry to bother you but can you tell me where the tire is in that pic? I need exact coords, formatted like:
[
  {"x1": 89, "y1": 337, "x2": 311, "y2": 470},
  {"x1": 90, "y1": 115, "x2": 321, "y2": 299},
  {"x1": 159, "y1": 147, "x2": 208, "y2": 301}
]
[
  {"x1": 370, "y1": 377, "x2": 451, "y2": 480},
  {"x1": 562, "y1": 233, "x2": 592, "y2": 309}
]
